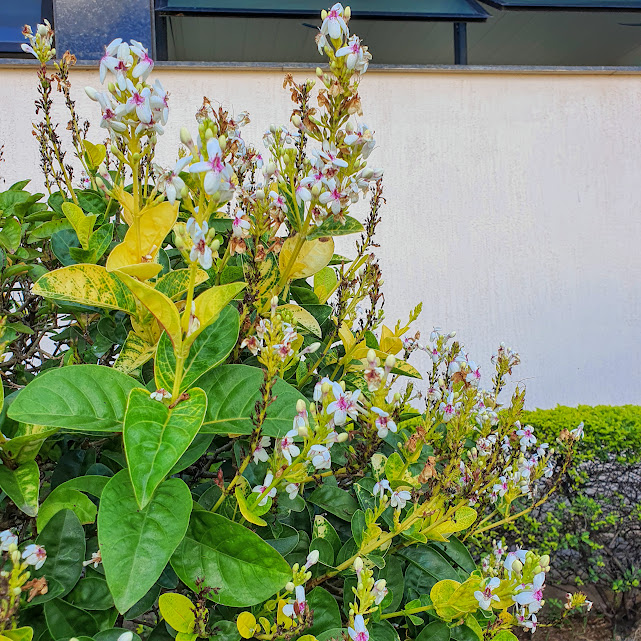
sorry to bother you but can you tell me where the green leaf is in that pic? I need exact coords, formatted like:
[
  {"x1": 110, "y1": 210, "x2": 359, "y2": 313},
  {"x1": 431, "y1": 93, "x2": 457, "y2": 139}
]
[
  {"x1": 31, "y1": 509, "x2": 86, "y2": 605},
  {"x1": 155, "y1": 306, "x2": 239, "y2": 394},
  {"x1": 0, "y1": 459, "x2": 39, "y2": 516},
  {"x1": 37, "y1": 485, "x2": 97, "y2": 531},
  {"x1": 33, "y1": 264, "x2": 138, "y2": 314},
  {"x1": 62, "y1": 201, "x2": 96, "y2": 250},
  {"x1": 400, "y1": 546, "x2": 461, "y2": 582},
  {"x1": 83, "y1": 140, "x2": 107, "y2": 169},
  {"x1": 489, "y1": 633, "x2": 518, "y2": 641},
  {"x1": 309, "y1": 484, "x2": 359, "y2": 521},
  {"x1": 44, "y1": 599, "x2": 98, "y2": 638},
  {"x1": 27, "y1": 219, "x2": 73, "y2": 242},
  {"x1": 199, "y1": 365, "x2": 305, "y2": 437},
  {"x1": 450, "y1": 625, "x2": 482, "y2": 641},
  {"x1": 2, "y1": 424, "x2": 59, "y2": 464},
  {"x1": 124, "y1": 387, "x2": 207, "y2": 509},
  {"x1": 98, "y1": 471, "x2": 192, "y2": 613},
  {"x1": 159, "y1": 593, "x2": 196, "y2": 633},
  {"x1": 379, "y1": 556, "x2": 405, "y2": 613},
  {"x1": 431, "y1": 537, "x2": 476, "y2": 574},
  {"x1": 67, "y1": 574, "x2": 115, "y2": 610},
  {"x1": 313, "y1": 266, "x2": 338, "y2": 304},
  {"x1": 317, "y1": 630, "x2": 347, "y2": 641},
  {"x1": 312, "y1": 515, "x2": 342, "y2": 556},
  {"x1": 416, "y1": 622, "x2": 451, "y2": 641},
  {"x1": 351, "y1": 510, "x2": 366, "y2": 546},
  {"x1": 51, "y1": 228, "x2": 81, "y2": 266},
  {"x1": 309, "y1": 536, "x2": 334, "y2": 568},
  {"x1": 171, "y1": 510, "x2": 291, "y2": 607},
  {"x1": 307, "y1": 215, "x2": 364, "y2": 241},
  {"x1": 94, "y1": 630, "x2": 142, "y2": 641},
  {"x1": 369, "y1": 621, "x2": 400, "y2": 641},
  {"x1": 8, "y1": 365, "x2": 138, "y2": 432},
  {"x1": 306, "y1": 587, "x2": 342, "y2": 637},
  {"x1": 1, "y1": 627, "x2": 34, "y2": 641},
  {"x1": 0, "y1": 218, "x2": 22, "y2": 253},
  {"x1": 69, "y1": 224, "x2": 113, "y2": 263}
]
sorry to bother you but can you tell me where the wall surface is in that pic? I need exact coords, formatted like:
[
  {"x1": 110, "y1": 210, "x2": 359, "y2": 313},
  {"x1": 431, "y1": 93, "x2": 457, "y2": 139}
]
[{"x1": 0, "y1": 64, "x2": 640, "y2": 409}]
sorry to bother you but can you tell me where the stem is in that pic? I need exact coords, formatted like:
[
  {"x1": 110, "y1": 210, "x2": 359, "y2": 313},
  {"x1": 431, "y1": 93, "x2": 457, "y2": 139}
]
[{"x1": 380, "y1": 604, "x2": 434, "y2": 620}]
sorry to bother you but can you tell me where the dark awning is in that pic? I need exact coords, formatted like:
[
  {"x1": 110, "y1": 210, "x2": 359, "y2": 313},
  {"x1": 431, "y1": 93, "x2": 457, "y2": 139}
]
[
  {"x1": 155, "y1": 0, "x2": 491, "y2": 21},
  {"x1": 480, "y1": 0, "x2": 641, "y2": 9}
]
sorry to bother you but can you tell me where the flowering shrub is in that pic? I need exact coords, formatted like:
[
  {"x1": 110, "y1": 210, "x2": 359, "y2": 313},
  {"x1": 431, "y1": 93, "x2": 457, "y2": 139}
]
[{"x1": 0, "y1": 7, "x2": 584, "y2": 641}]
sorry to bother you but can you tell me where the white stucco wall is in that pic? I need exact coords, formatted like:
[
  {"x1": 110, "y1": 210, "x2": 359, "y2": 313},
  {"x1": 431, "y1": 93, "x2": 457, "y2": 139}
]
[{"x1": 1, "y1": 64, "x2": 640, "y2": 409}]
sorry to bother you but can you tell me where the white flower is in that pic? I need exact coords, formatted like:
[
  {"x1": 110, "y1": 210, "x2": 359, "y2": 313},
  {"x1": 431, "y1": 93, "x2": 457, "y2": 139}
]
[
  {"x1": 439, "y1": 392, "x2": 456, "y2": 422},
  {"x1": 304, "y1": 549, "x2": 319, "y2": 569},
  {"x1": 280, "y1": 429, "x2": 301, "y2": 464},
  {"x1": 0, "y1": 530, "x2": 17, "y2": 551},
  {"x1": 570, "y1": 421, "x2": 585, "y2": 440},
  {"x1": 158, "y1": 156, "x2": 190, "y2": 204},
  {"x1": 83, "y1": 550, "x2": 102, "y2": 568},
  {"x1": 252, "y1": 472, "x2": 277, "y2": 506},
  {"x1": 116, "y1": 79, "x2": 152, "y2": 124},
  {"x1": 516, "y1": 425, "x2": 537, "y2": 450},
  {"x1": 336, "y1": 35, "x2": 370, "y2": 73},
  {"x1": 513, "y1": 571, "x2": 545, "y2": 614},
  {"x1": 474, "y1": 577, "x2": 501, "y2": 611},
  {"x1": 308, "y1": 444, "x2": 332, "y2": 470},
  {"x1": 390, "y1": 490, "x2": 411, "y2": 511},
  {"x1": 269, "y1": 190, "x2": 288, "y2": 213},
  {"x1": 295, "y1": 184, "x2": 312, "y2": 205},
  {"x1": 348, "y1": 614, "x2": 369, "y2": 641},
  {"x1": 150, "y1": 79, "x2": 169, "y2": 124},
  {"x1": 372, "y1": 579, "x2": 388, "y2": 605},
  {"x1": 373, "y1": 479, "x2": 391, "y2": 500},
  {"x1": 22, "y1": 544, "x2": 47, "y2": 570},
  {"x1": 186, "y1": 218, "x2": 213, "y2": 270},
  {"x1": 150, "y1": 388, "x2": 172, "y2": 402},
  {"x1": 131, "y1": 40, "x2": 154, "y2": 80},
  {"x1": 189, "y1": 138, "x2": 233, "y2": 196},
  {"x1": 326, "y1": 382, "x2": 362, "y2": 426},
  {"x1": 321, "y1": 3, "x2": 349, "y2": 41},
  {"x1": 99, "y1": 38, "x2": 122, "y2": 83},
  {"x1": 282, "y1": 585, "x2": 306, "y2": 619},
  {"x1": 371, "y1": 407, "x2": 397, "y2": 439},
  {"x1": 253, "y1": 436, "x2": 271, "y2": 464},
  {"x1": 493, "y1": 476, "x2": 509, "y2": 498},
  {"x1": 232, "y1": 212, "x2": 251, "y2": 238},
  {"x1": 286, "y1": 483, "x2": 300, "y2": 500}
]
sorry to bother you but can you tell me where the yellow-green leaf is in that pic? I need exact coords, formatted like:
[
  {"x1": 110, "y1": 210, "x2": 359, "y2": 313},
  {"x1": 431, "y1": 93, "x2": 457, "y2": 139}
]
[
  {"x1": 83, "y1": 140, "x2": 106, "y2": 169},
  {"x1": 159, "y1": 592, "x2": 196, "y2": 633},
  {"x1": 155, "y1": 268, "x2": 209, "y2": 301},
  {"x1": 313, "y1": 266, "x2": 338, "y2": 304},
  {"x1": 114, "y1": 331, "x2": 157, "y2": 374},
  {"x1": 279, "y1": 235, "x2": 334, "y2": 280},
  {"x1": 106, "y1": 201, "x2": 177, "y2": 277},
  {"x1": 235, "y1": 487, "x2": 268, "y2": 527},
  {"x1": 62, "y1": 202, "x2": 96, "y2": 250},
  {"x1": 430, "y1": 579, "x2": 463, "y2": 621},
  {"x1": 115, "y1": 271, "x2": 182, "y2": 350},
  {"x1": 33, "y1": 264, "x2": 138, "y2": 315},
  {"x1": 186, "y1": 282, "x2": 246, "y2": 347},
  {"x1": 1, "y1": 627, "x2": 33, "y2": 641},
  {"x1": 237, "y1": 612, "x2": 257, "y2": 639},
  {"x1": 277, "y1": 304, "x2": 321, "y2": 337},
  {"x1": 380, "y1": 325, "x2": 403, "y2": 355}
]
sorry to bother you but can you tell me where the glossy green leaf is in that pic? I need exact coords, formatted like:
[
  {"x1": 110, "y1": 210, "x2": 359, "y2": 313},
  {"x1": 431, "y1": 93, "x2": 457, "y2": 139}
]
[
  {"x1": 98, "y1": 471, "x2": 191, "y2": 613},
  {"x1": 199, "y1": 365, "x2": 305, "y2": 437},
  {"x1": 307, "y1": 215, "x2": 364, "y2": 241},
  {"x1": 0, "y1": 627, "x2": 34, "y2": 641},
  {"x1": 37, "y1": 486, "x2": 97, "y2": 531},
  {"x1": 124, "y1": 387, "x2": 207, "y2": 509},
  {"x1": 32, "y1": 509, "x2": 85, "y2": 604},
  {"x1": 67, "y1": 574, "x2": 115, "y2": 610},
  {"x1": 94, "y1": 629, "x2": 142, "y2": 641},
  {"x1": 312, "y1": 515, "x2": 342, "y2": 556},
  {"x1": 44, "y1": 599, "x2": 98, "y2": 638},
  {"x1": 32, "y1": 264, "x2": 138, "y2": 314},
  {"x1": 171, "y1": 510, "x2": 291, "y2": 606},
  {"x1": 0, "y1": 459, "x2": 39, "y2": 516},
  {"x1": 155, "y1": 305, "x2": 239, "y2": 394},
  {"x1": 416, "y1": 622, "x2": 451, "y2": 641},
  {"x1": 8, "y1": 365, "x2": 138, "y2": 432},
  {"x1": 400, "y1": 546, "x2": 461, "y2": 582},
  {"x1": 306, "y1": 587, "x2": 342, "y2": 637},
  {"x1": 431, "y1": 537, "x2": 476, "y2": 574},
  {"x1": 0, "y1": 217, "x2": 22, "y2": 252},
  {"x1": 309, "y1": 484, "x2": 359, "y2": 521},
  {"x1": 369, "y1": 621, "x2": 400, "y2": 641}
]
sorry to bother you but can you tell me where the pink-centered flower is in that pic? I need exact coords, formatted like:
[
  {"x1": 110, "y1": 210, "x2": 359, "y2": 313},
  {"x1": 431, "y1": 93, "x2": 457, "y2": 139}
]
[
  {"x1": 326, "y1": 382, "x2": 362, "y2": 426},
  {"x1": 348, "y1": 614, "x2": 369, "y2": 641},
  {"x1": 22, "y1": 544, "x2": 47, "y2": 570},
  {"x1": 474, "y1": 577, "x2": 501, "y2": 611},
  {"x1": 252, "y1": 472, "x2": 277, "y2": 506}
]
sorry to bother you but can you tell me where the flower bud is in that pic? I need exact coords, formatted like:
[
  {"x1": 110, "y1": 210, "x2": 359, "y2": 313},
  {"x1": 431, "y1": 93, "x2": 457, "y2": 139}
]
[
  {"x1": 353, "y1": 557, "x2": 363, "y2": 573},
  {"x1": 256, "y1": 189, "x2": 265, "y2": 200},
  {"x1": 108, "y1": 82, "x2": 116, "y2": 94},
  {"x1": 286, "y1": 581, "x2": 295, "y2": 592},
  {"x1": 321, "y1": 9, "x2": 328, "y2": 19},
  {"x1": 316, "y1": 67, "x2": 324, "y2": 78},
  {"x1": 337, "y1": 432, "x2": 348, "y2": 443},
  {"x1": 85, "y1": 86, "x2": 99, "y2": 101},
  {"x1": 37, "y1": 23, "x2": 48, "y2": 37},
  {"x1": 311, "y1": 184, "x2": 321, "y2": 198},
  {"x1": 321, "y1": 381, "x2": 331, "y2": 395},
  {"x1": 540, "y1": 554, "x2": 550, "y2": 567},
  {"x1": 362, "y1": 168, "x2": 374, "y2": 180},
  {"x1": 307, "y1": 342, "x2": 321, "y2": 354},
  {"x1": 180, "y1": 127, "x2": 194, "y2": 147},
  {"x1": 512, "y1": 559, "x2": 523, "y2": 573},
  {"x1": 218, "y1": 134, "x2": 227, "y2": 149},
  {"x1": 205, "y1": 127, "x2": 214, "y2": 140},
  {"x1": 271, "y1": 295, "x2": 279, "y2": 312},
  {"x1": 265, "y1": 162, "x2": 277, "y2": 177},
  {"x1": 344, "y1": 6, "x2": 351, "y2": 19},
  {"x1": 296, "y1": 399, "x2": 307, "y2": 413},
  {"x1": 298, "y1": 424, "x2": 309, "y2": 438},
  {"x1": 385, "y1": 354, "x2": 396, "y2": 370}
]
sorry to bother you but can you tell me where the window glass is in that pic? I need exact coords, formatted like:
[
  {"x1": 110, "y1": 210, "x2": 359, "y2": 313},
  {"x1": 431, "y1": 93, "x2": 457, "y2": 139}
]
[{"x1": 0, "y1": 1, "x2": 44, "y2": 51}]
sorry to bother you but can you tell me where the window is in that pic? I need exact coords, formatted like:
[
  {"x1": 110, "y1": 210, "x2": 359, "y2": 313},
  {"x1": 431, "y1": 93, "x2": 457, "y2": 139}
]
[{"x1": 0, "y1": 0, "x2": 52, "y2": 54}]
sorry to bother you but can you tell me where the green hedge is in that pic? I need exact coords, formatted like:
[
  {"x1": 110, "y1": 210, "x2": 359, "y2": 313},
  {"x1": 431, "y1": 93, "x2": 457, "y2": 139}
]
[{"x1": 522, "y1": 404, "x2": 641, "y2": 464}]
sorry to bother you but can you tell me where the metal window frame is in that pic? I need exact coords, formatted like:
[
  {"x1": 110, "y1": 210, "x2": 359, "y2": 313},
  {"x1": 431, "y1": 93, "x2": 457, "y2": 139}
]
[
  {"x1": 0, "y1": 0, "x2": 53, "y2": 54},
  {"x1": 480, "y1": 0, "x2": 641, "y2": 10}
]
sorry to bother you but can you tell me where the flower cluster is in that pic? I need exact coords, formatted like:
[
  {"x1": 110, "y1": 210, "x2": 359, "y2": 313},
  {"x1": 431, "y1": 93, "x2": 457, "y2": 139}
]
[
  {"x1": 21, "y1": 21, "x2": 55, "y2": 63},
  {"x1": 85, "y1": 39, "x2": 168, "y2": 139}
]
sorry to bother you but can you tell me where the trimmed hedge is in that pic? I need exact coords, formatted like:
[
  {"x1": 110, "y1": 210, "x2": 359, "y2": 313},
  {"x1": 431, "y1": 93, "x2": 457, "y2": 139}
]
[{"x1": 522, "y1": 404, "x2": 641, "y2": 464}]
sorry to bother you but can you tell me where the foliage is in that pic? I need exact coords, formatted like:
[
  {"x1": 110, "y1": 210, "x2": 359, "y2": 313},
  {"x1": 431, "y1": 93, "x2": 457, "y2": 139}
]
[
  {"x1": 496, "y1": 405, "x2": 641, "y2": 621},
  {"x1": 0, "y1": 8, "x2": 580, "y2": 641}
]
